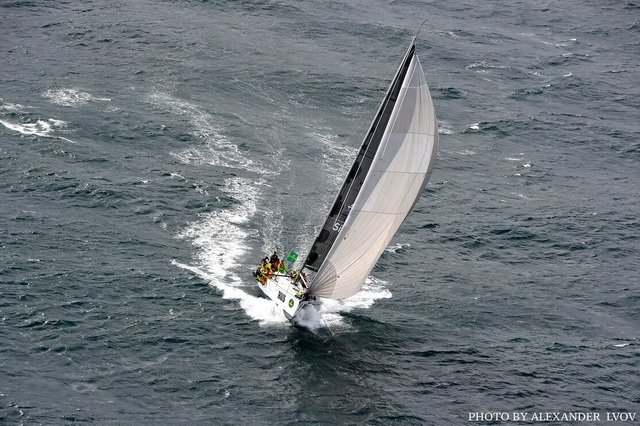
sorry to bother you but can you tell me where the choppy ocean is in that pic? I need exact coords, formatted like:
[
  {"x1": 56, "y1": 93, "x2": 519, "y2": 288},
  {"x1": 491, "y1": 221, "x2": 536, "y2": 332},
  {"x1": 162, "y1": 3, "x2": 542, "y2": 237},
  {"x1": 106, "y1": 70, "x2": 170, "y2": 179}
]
[{"x1": 1, "y1": 0, "x2": 639, "y2": 424}]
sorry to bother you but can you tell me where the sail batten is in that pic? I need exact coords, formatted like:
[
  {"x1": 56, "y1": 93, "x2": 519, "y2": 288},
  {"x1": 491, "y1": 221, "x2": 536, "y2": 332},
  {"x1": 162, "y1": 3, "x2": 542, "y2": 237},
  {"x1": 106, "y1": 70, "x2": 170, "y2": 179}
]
[{"x1": 305, "y1": 41, "x2": 438, "y2": 300}]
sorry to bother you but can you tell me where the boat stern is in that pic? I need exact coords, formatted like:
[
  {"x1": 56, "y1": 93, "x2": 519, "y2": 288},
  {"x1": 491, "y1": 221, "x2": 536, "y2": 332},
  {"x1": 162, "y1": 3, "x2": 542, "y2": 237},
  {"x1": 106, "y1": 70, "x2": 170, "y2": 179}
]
[{"x1": 257, "y1": 274, "x2": 307, "y2": 319}]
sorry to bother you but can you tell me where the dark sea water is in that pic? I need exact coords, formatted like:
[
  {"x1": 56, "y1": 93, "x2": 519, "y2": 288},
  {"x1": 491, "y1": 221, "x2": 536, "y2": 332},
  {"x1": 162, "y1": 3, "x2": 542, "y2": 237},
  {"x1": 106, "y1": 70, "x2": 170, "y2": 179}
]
[{"x1": 1, "y1": 0, "x2": 639, "y2": 424}]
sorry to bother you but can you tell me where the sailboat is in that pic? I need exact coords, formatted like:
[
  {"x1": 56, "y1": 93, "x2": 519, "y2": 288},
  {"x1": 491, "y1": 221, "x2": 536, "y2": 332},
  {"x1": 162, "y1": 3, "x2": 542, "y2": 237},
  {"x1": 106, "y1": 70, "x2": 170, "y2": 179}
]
[{"x1": 256, "y1": 36, "x2": 439, "y2": 320}]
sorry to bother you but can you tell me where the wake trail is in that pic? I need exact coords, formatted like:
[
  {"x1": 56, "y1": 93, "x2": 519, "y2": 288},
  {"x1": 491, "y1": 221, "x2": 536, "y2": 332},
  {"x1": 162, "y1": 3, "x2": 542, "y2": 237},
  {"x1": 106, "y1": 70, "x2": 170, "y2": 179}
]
[{"x1": 160, "y1": 91, "x2": 393, "y2": 331}]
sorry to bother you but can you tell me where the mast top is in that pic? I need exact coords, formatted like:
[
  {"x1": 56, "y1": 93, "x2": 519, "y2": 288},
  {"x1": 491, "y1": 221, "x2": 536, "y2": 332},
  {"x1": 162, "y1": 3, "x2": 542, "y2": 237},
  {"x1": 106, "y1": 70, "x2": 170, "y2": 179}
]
[{"x1": 415, "y1": 19, "x2": 428, "y2": 40}]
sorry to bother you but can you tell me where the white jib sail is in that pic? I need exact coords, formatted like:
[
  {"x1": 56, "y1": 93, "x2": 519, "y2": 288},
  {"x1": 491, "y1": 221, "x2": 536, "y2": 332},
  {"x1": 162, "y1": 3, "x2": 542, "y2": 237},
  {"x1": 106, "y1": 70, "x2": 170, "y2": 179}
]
[{"x1": 309, "y1": 54, "x2": 439, "y2": 299}]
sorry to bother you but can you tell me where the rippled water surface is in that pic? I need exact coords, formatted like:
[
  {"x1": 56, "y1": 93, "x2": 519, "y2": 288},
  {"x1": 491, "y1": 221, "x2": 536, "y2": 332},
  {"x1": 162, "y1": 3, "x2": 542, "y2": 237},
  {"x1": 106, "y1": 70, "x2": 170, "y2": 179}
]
[{"x1": 1, "y1": 0, "x2": 639, "y2": 424}]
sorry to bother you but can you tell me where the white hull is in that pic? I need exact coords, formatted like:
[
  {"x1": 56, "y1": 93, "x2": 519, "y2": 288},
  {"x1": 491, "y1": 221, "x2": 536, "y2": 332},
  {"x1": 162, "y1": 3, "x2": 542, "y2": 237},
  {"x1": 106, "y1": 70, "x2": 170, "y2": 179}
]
[{"x1": 256, "y1": 274, "x2": 307, "y2": 319}]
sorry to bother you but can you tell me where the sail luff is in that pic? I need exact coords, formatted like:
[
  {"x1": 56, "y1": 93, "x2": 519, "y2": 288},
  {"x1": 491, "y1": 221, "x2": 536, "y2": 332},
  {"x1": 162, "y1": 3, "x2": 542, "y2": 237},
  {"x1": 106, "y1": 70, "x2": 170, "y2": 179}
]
[{"x1": 301, "y1": 39, "x2": 417, "y2": 273}]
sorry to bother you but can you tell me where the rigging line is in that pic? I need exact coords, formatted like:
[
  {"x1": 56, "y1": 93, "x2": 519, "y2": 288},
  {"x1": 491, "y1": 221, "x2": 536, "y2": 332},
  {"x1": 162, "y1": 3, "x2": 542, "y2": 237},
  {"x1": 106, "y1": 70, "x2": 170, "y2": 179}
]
[
  {"x1": 340, "y1": 39, "x2": 407, "y2": 148},
  {"x1": 415, "y1": 18, "x2": 428, "y2": 39},
  {"x1": 340, "y1": 41, "x2": 409, "y2": 167},
  {"x1": 327, "y1": 44, "x2": 414, "y2": 231},
  {"x1": 344, "y1": 54, "x2": 405, "y2": 150},
  {"x1": 302, "y1": 57, "x2": 400, "y2": 273}
]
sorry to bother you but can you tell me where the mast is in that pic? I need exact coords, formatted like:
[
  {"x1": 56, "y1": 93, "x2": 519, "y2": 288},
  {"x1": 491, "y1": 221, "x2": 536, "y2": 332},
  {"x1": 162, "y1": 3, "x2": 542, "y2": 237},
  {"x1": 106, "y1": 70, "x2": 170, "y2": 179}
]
[{"x1": 301, "y1": 38, "x2": 418, "y2": 275}]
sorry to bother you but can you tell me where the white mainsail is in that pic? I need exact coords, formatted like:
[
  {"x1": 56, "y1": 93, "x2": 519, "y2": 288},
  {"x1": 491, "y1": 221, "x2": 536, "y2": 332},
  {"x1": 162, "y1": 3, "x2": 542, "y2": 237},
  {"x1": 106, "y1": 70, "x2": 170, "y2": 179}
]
[{"x1": 307, "y1": 50, "x2": 439, "y2": 299}]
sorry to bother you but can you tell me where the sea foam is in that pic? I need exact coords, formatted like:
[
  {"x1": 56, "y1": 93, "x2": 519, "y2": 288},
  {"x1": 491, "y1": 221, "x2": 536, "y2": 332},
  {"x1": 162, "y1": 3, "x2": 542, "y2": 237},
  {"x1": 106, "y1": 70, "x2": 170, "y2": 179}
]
[
  {"x1": 0, "y1": 117, "x2": 76, "y2": 143},
  {"x1": 43, "y1": 88, "x2": 111, "y2": 107}
]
